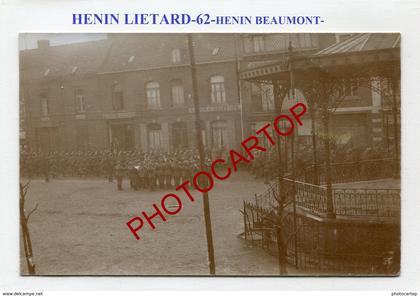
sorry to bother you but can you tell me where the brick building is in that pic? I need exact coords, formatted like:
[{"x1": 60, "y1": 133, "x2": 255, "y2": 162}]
[
  {"x1": 238, "y1": 33, "x2": 401, "y2": 149},
  {"x1": 20, "y1": 34, "x2": 242, "y2": 153},
  {"x1": 313, "y1": 33, "x2": 401, "y2": 149},
  {"x1": 20, "y1": 38, "x2": 111, "y2": 152},
  {"x1": 20, "y1": 33, "x2": 399, "y2": 154},
  {"x1": 97, "y1": 34, "x2": 242, "y2": 152},
  {"x1": 237, "y1": 33, "x2": 336, "y2": 146}
]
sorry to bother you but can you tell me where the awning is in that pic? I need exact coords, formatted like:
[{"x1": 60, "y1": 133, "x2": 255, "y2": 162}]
[{"x1": 239, "y1": 33, "x2": 400, "y2": 82}]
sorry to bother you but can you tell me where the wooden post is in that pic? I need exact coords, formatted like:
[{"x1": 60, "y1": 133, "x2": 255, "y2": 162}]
[
  {"x1": 187, "y1": 33, "x2": 216, "y2": 275},
  {"x1": 322, "y1": 109, "x2": 336, "y2": 219},
  {"x1": 273, "y1": 79, "x2": 288, "y2": 275},
  {"x1": 310, "y1": 107, "x2": 319, "y2": 185}
]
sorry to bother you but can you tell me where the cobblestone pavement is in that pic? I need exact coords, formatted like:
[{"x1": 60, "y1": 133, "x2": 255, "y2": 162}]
[{"x1": 20, "y1": 172, "x2": 289, "y2": 275}]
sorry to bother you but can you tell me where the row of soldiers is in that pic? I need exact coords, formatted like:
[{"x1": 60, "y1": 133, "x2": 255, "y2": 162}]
[
  {"x1": 122, "y1": 151, "x2": 210, "y2": 191},
  {"x1": 20, "y1": 148, "x2": 219, "y2": 191},
  {"x1": 249, "y1": 140, "x2": 395, "y2": 183},
  {"x1": 21, "y1": 150, "x2": 116, "y2": 179}
]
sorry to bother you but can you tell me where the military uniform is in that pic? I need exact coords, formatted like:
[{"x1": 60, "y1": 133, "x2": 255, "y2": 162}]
[
  {"x1": 173, "y1": 161, "x2": 182, "y2": 187},
  {"x1": 138, "y1": 164, "x2": 146, "y2": 189},
  {"x1": 148, "y1": 163, "x2": 157, "y2": 191},
  {"x1": 128, "y1": 163, "x2": 139, "y2": 190},
  {"x1": 115, "y1": 161, "x2": 124, "y2": 191},
  {"x1": 157, "y1": 163, "x2": 165, "y2": 189},
  {"x1": 164, "y1": 161, "x2": 172, "y2": 189}
]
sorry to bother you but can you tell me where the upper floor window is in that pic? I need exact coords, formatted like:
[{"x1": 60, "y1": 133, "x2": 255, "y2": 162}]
[
  {"x1": 299, "y1": 34, "x2": 313, "y2": 48},
  {"x1": 146, "y1": 81, "x2": 161, "y2": 109},
  {"x1": 252, "y1": 35, "x2": 265, "y2": 52},
  {"x1": 112, "y1": 83, "x2": 124, "y2": 111},
  {"x1": 250, "y1": 82, "x2": 274, "y2": 112},
  {"x1": 261, "y1": 83, "x2": 275, "y2": 111},
  {"x1": 171, "y1": 49, "x2": 181, "y2": 64},
  {"x1": 40, "y1": 93, "x2": 49, "y2": 117},
  {"x1": 210, "y1": 75, "x2": 226, "y2": 104},
  {"x1": 171, "y1": 80, "x2": 185, "y2": 106},
  {"x1": 75, "y1": 89, "x2": 87, "y2": 113},
  {"x1": 344, "y1": 79, "x2": 359, "y2": 97},
  {"x1": 337, "y1": 79, "x2": 359, "y2": 98}
]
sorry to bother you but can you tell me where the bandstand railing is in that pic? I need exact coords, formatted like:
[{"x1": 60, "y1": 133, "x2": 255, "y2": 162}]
[
  {"x1": 241, "y1": 158, "x2": 401, "y2": 273},
  {"x1": 281, "y1": 178, "x2": 400, "y2": 219},
  {"x1": 302, "y1": 158, "x2": 399, "y2": 185}
]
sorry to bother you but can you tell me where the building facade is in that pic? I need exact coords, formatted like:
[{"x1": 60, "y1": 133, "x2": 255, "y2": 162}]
[
  {"x1": 20, "y1": 33, "x2": 399, "y2": 154},
  {"x1": 238, "y1": 33, "x2": 336, "y2": 146},
  {"x1": 20, "y1": 34, "x2": 243, "y2": 153},
  {"x1": 238, "y1": 33, "x2": 400, "y2": 149}
]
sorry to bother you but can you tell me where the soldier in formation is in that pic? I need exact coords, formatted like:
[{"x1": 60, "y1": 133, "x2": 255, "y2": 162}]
[{"x1": 20, "y1": 148, "x2": 216, "y2": 191}]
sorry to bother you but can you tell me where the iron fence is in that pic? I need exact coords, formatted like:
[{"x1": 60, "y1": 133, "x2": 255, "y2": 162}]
[
  {"x1": 281, "y1": 178, "x2": 400, "y2": 219},
  {"x1": 303, "y1": 158, "x2": 398, "y2": 184},
  {"x1": 240, "y1": 157, "x2": 400, "y2": 273}
]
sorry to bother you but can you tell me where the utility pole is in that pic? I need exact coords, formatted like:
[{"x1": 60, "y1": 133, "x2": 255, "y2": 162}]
[
  {"x1": 273, "y1": 80, "x2": 288, "y2": 275},
  {"x1": 186, "y1": 33, "x2": 216, "y2": 275},
  {"x1": 234, "y1": 34, "x2": 245, "y2": 141},
  {"x1": 289, "y1": 41, "x2": 298, "y2": 268}
]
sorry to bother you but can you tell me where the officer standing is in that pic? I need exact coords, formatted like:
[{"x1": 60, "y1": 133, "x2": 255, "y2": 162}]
[{"x1": 115, "y1": 160, "x2": 124, "y2": 191}]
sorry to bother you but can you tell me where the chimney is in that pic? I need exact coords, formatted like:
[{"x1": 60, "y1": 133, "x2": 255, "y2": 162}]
[{"x1": 37, "y1": 39, "x2": 50, "y2": 50}]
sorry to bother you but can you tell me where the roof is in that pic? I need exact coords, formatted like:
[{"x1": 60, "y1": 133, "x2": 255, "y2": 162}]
[
  {"x1": 20, "y1": 33, "x2": 239, "y2": 80},
  {"x1": 239, "y1": 33, "x2": 401, "y2": 81},
  {"x1": 99, "y1": 33, "x2": 238, "y2": 74},
  {"x1": 20, "y1": 39, "x2": 110, "y2": 80},
  {"x1": 314, "y1": 33, "x2": 400, "y2": 57}
]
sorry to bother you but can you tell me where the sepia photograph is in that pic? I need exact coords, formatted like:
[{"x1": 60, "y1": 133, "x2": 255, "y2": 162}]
[{"x1": 18, "y1": 33, "x2": 401, "y2": 276}]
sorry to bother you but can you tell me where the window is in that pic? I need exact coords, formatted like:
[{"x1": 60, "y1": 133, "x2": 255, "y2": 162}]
[
  {"x1": 146, "y1": 81, "x2": 161, "y2": 109},
  {"x1": 148, "y1": 123, "x2": 162, "y2": 150},
  {"x1": 301, "y1": 34, "x2": 313, "y2": 48},
  {"x1": 210, "y1": 75, "x2": 226, "y2": 104},
  {"x1": 252, "y1": 35, "x2": 265, "y2": 52},
  {"x1": 250, "y1": 82, "x2": 274, "y2": 112},
  {"x1": 75, "y1": 89, "x2": 87, "y2": 113},
  {"x1": 172, "y1": 122, "x2": 188, "y2": 149},
  {"x1": 112, "y1": 83, "x2": 124, "y2": 111},
  {"x1": 211, "y1": 120, "x2": 228, "y2": 149},
  {"x1": 110, "y1": 124, "x2": 134, "y2": 151},
  {"x1": 261, "y1": 83, "x2": 274, "y2": 111},
  {"x1": 344, "y1": 79, "x2": 359, "y2": 96},
  {"x1": 40, "y1": 93, "x2": 49, "y2": 117},
  {"x1": 171, "y1": 80, "x2": 185, "y2": 106},
  {"x1": 171, "y1": 49, "x2": 181, "y2": 63}
]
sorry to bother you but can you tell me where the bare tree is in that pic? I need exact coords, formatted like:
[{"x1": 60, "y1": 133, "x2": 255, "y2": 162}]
[{"x1": 20, "y1": 181, "x2": 37, "y2": 275}]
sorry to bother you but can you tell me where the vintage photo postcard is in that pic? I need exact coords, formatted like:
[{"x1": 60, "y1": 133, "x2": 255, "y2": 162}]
[{"x1": 19, "y1": 33, "x2": 400, "y2": 276}]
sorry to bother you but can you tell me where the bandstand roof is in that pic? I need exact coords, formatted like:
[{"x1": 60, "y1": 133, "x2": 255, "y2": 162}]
[
  {"x1": 314, "y1": 33, "x2": 400, "y2": 56},
  {"x1": 239, "y1": 33, "x2": 401, "y2": 82}
]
